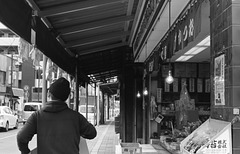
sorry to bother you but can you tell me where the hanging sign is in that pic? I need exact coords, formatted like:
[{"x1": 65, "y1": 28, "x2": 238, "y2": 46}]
[
  {"x1": 160, "y1": 45, "x2": 167, "y2": 61},
  {"x1": 155, "y1": 114, "x2": 164, "y2": 123},
  {"x1": 205, "y1": 79, "x2": 211, "y2": 93},
  {"x1": 156, "y1": 88, "x2": 162, "y2": 103},
  {"x1": 189, "y1": 78, "x2": 195, "y2": 92},
  {"x1": 158, "y1": 0, "x2": 202, "y2": 58},
  {"x1": 173, "y1": 78, "x2": 179, "y2": 92},
  {"x1": 214, "y1": 54, "x2": 225, "y2": 105},
  {"x1": 148, "y1": 59, "x2": 154, "y2": 72}
]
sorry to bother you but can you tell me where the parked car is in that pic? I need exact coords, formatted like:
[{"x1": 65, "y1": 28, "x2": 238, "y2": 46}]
[
  {"x1": 0, "y1": 106, "x2": 19, "y2": 131},
  {"x1": 79, "y1": 105, "x2": 96, "y2": 125},
  {"x1": 22, "y1": 102, "x2": 42, "y2": 124}
]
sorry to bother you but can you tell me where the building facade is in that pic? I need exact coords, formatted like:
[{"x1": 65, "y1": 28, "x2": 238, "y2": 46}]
[{"x1": 132, "y1": 0, "x2": 240, "y2": 153}]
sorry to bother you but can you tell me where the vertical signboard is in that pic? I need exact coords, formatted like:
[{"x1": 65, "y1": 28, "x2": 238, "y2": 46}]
[
  {"x1": 173, "y1": 78, "x2": 179, "y2": 92},
  {"x1": 214, "y1": 54, "x2": 225, "y2": 105},
  {"x1": 189, "y1": 78, "x2": 195, "y2": 92},
  {"x1": 156, "y1": 88, "x2": 162, "y2": 103}
]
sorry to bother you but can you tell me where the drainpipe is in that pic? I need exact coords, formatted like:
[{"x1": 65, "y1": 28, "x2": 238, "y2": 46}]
[{"x1": 10, "y1": 52, "x2": 13, "y2": 108}]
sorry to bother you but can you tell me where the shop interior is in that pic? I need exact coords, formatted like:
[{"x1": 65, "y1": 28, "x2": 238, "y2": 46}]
[{"x1": 147, "y1": 1, "x2": 214, "y2": 153}]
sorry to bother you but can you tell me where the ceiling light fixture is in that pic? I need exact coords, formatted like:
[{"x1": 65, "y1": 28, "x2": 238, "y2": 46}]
[
  {"x1": 143, "y1": 88, "x2": 148, "y2": 96},
  {"x1": 137, "y1": 91, "x2": 141, "y2": 98},
  {"x1": 165, "y1": 0, "x2": 174, "y2": 84},
  {"x1": 165, "y1": 69, "x2": 174, "y2": 84}
]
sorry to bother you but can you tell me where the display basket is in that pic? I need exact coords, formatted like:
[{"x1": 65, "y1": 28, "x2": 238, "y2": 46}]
[{"x1": 180, "y1": 118, "x2": 232, "y2": 154}]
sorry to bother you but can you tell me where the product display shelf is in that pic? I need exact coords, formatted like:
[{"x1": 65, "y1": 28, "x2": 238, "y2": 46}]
[
  {"x1": 198, "y1": 110, "x2": 210, "y2": 116},
  {"x1": 161, "y1": 110, "x2": 175, "y2": 116},
  {"x1": 180, "y1": 118, "x2": 232, "y2": 154},
  {"x1": 159, "y1": 135, "x2": 181, "y2": 154}
]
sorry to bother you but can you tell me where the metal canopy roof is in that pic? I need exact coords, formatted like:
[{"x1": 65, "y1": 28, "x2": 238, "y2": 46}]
[
  {"x1": 100, "y1": 82, "x2": 119, "y2": 96},
  {"x1": 25, "y1": 0, "x2": 142, "y2": 83}
]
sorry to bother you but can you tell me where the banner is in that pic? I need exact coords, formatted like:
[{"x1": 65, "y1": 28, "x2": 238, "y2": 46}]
[
  {"x1": 159, "y1": 0, "x2": 203, "y2": 61},
  {"x1": 214, "y1": 54, "x2": 225, "y2": 105}
]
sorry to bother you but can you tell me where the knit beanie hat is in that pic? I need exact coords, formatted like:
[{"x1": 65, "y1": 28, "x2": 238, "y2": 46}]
[{"x1": 49, "y1": 77, "x2": 70, "y2": 101}]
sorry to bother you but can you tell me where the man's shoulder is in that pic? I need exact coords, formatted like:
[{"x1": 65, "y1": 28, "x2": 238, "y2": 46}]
[{"x1": 65, "y1": 108, "x2": 82, "y2": 116}]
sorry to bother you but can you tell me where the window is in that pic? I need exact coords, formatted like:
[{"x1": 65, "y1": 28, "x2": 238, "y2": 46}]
[
  {"x1": 0, "y1": 71, "x2": 6, "y2": 85},
  {"x1": 8, "y1": 108, "x2": 13, "y2": 115},
  {"x1": 24, "y1": 105, "x2": 38, "y2": 111},
  {"x1": 32, "y1": 87, "x2": 42, "y2": 93},
  {"x1": 35, "y1": 69, "x2": 43, "y2": 79},
  {"x1": 3, "y1": 108, "x2": 10, "y2": 114},
  {"x1": 80, "y1": 106, "x2": 95, "y2": 113}
]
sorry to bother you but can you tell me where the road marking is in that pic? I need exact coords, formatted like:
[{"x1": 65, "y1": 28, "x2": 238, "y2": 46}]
[{"x1": 0, "y1": 134, "x2": 16, "y2": 140}]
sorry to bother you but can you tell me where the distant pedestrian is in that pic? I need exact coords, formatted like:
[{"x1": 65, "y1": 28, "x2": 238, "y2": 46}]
[{"x1": 17, "y1": 77, "x2": 97, "y2": 154}]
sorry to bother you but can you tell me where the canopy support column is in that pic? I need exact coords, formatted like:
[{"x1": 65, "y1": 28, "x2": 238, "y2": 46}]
[
  {"x1": 42, "y1": 55, "x2": 47, "y2": 107},
  {"x1": 74, "y1": 59, "x2": 79, "y2": 112}
]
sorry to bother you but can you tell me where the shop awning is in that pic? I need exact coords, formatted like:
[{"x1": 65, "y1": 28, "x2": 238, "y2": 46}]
[
  {"x1": 0, "y1": 0, "x2": 32, "y2": 43},
  {"x1": 0, "y1": 0, "x2": 141, "y2": 83},
  {"x1": 100, "y1": 82, "x2": 119, "y2": 96},
  {"x1": 6, "y1": 87, "x2": 24, "y2": 98},
  {"x1": 79, "y1": 96, "x2": 97, "y2": 106},
  {"x1": 12, "y1": 88, "x2": 24, "y2": 97}
]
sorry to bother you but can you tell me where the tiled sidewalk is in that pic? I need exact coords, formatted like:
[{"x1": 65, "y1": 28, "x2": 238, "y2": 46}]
[
  {"x1": 86, "y1": 119, "x2": 119, "y2": 154},
  {"x1": 86, "y1": 119, "x2": 171, "y2": 154}
]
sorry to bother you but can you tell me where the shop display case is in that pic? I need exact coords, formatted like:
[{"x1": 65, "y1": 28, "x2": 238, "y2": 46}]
[
  {"x1": 156, "y1": 62, "x2": 211, "y2": 154},
  {"x1": 180, "y1": 118, "x2": 232, "y2": 154}
]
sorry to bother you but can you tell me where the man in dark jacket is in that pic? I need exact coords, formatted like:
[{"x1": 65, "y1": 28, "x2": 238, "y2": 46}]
[{"x1": 17, "y1": 77, "x2": 97, "y2": 154}]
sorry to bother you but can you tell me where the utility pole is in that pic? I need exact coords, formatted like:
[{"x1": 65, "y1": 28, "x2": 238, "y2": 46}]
[
  {"x1": 37, "y1": 66, "x2": 40, "y2": 102},
  {"x1": 10, "y1": 51, "x2": 13, "y2": 109}
]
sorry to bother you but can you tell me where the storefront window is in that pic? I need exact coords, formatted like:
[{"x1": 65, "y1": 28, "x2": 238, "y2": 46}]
[
  {"x1": 0, "y1": 96, "x2": 4, "y2": 106},
  {"x1": 0, "y1": 71, "x2": 6, "y2": 85}
]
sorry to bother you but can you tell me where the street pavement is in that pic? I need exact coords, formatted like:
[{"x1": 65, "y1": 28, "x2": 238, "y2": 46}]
[
  {"x1": 0, "y1": 124, "x2": 37, "y2": 154},
  {"x1": 0, "y1": 119, "x2": 118, "y2": 154},
  {"x1": 0, "y1": 119, "x2": 170, "y2": 154},
  {"x1": 87, "y1": 119, "x2": 119, "y2": 154}
]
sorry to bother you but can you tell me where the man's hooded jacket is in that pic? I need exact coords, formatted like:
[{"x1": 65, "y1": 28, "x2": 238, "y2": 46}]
[{"x1": 17, "y1": 101, "x2": 97, "y2": 154}]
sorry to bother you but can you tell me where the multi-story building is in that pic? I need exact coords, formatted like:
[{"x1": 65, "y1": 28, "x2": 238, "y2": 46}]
[{"x1": 0, "y1": 22, "x2": 34, "y2": 111}]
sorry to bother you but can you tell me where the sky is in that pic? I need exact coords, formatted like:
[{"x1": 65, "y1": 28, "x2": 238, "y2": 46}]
[{"x1": 0, "y1": 22, "x2": 7, "y2": 29}]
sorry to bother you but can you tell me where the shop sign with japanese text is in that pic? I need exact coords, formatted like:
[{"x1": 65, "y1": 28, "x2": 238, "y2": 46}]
[
  {"x1": 159, "y1": 0, "x2": 202, "y2": 61},
  {"x1": 148, "y1": 59, "x2": 154, "y2": 72},
  {"x1": 146, "y1": 50, "x2": 159, "y2": 73},
  {"x1": 202, "y1": 123, "x2": 232, "y2": 154}
]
